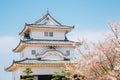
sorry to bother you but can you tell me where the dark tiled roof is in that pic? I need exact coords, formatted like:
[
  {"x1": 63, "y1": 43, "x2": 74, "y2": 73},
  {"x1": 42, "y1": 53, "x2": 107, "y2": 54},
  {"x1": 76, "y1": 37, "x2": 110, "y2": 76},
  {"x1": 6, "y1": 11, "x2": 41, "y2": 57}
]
[
  {"x1": 19, "y1": 12, "x2": 74, "y2": 35},
  {"x1": 13, "y1": 58, "x2": 72, "y2": 64},
  {"x1": 5, "y1": 58, "x2": 75, "y2": 71},
  {"x1": 26, "y1": 24, "x2": 74, "y2": 29},
  {"x1": 13, "y1": 39, "x2": 80, "y2": 52},
  {"x1": 22, "y1": 39, "x2": 80, "y2": 45}
]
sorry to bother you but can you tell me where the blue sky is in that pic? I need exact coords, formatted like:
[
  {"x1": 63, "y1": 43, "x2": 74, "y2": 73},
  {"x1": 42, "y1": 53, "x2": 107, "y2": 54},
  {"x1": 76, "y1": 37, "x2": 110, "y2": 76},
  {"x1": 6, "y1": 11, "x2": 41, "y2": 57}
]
[{"x1": 0, "y1": 0, "x2": 120, "y2": 80}]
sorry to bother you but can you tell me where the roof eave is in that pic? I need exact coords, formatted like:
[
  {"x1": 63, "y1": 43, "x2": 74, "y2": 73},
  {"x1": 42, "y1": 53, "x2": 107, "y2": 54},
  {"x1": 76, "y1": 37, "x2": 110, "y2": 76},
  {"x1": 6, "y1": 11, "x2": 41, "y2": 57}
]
[
  {"x1": 5, "y1": 60, "x2": 17, "y2": 72},
  {"x1": 19, "y1": 24, "x2": 31, "y2": 36},
  {"x1": 13, "y1": 41, "x2": 26, "y2": 53},
  {"x1": 29, "y1": 25, "x2": 74, "y2": 32}
]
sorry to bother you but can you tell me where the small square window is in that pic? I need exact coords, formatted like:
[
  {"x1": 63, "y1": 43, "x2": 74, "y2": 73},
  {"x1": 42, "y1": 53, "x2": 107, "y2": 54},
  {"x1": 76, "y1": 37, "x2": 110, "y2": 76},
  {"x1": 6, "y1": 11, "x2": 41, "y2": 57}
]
[
  {"x1": 66, "y1": 50, "x2": 70, "y2": 55},
  {"x1": 44, "y1": 32, "x2": 48, "y2": 37},
  {"x1": 31, "y1": 50, "x2": 36, "y2": 55},
  {"x1": 49, "y1": 32, "x2": 53, "y2": 37}
]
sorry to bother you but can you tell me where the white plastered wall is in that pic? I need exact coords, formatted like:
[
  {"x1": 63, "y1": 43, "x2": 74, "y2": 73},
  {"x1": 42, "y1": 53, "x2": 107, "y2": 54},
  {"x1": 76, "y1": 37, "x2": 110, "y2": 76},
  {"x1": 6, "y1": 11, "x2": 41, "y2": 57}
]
[
  {"x1": 30, "y1": 30, "x2": 65, "y2": 40},
  {"x1": 12, "y1": 68, "x2": 21, "y2": 80},
  {"x1": 20, "y1": 46, "x2": 75, "y2": 60},
  {"x1": 56, "y1": 46, "x2": 75, "y2": 58},
  {"x1": 14, "y1": 67, "x2": 62, "y2": 76},
  {"x1": 20, "y1": 46, "x2": 48, "y2": 59}
]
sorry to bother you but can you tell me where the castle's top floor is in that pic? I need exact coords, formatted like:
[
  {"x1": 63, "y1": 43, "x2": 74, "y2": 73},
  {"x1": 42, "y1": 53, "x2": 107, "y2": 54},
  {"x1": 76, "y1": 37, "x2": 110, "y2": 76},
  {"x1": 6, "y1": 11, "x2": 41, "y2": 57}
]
[{"x1": 20, "y1": 12, "x2": 74, "y2": 41}]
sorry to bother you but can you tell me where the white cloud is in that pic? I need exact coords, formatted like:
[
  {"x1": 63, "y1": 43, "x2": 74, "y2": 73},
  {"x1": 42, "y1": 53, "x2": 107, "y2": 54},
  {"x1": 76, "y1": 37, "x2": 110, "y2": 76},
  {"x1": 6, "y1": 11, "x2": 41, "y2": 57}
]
[
  {"x1": 0, "y1": 36, "x2": 19, "y2": 54},
  {"x1": 0, "y1": 36, "x2": 19, "y2": 80},
  {"x1": 68, "y1": 31, "x2": 106, "y2": 42}
]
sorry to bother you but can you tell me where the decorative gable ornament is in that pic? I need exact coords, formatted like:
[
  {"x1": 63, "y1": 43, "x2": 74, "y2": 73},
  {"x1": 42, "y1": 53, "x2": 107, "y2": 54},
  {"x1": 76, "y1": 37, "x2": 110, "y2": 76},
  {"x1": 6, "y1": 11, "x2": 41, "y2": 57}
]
[{"x1": 36, "y1": 49, "x2": 67, "y2": 61}]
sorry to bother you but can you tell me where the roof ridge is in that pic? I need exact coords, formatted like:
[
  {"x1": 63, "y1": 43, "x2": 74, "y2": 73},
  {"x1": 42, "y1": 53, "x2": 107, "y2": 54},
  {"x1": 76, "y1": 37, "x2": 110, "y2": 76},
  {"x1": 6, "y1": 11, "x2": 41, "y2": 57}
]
[{"x1": 33, "y1": 12, "x2": 61, "y2": 25}]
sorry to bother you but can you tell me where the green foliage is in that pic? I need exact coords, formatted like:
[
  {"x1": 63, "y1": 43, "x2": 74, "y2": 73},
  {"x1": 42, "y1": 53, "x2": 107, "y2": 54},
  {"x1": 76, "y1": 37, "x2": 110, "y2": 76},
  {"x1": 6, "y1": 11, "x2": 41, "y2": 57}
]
[
  {"x1": 21, "y1": 68, "x2": 34, "y2": 80},
  {"x1": 51, "y1": 71, "x2": 71, "y2": 80}
]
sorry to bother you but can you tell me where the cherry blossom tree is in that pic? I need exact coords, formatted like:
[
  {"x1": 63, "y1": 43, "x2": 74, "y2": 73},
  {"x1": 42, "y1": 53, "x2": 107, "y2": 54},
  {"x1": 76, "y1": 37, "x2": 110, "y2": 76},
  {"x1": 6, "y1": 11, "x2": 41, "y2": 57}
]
[{"x1": 64, "y1": 22, "x2": 120, "y2": 80}]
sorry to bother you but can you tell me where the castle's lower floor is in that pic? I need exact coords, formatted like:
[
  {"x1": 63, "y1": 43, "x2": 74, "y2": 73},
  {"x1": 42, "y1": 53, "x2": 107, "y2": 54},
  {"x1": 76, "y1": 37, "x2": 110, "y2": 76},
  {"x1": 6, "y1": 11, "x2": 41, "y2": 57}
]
[{"x1": 6, "y1": 59, "x2": 75, "y2": 80}]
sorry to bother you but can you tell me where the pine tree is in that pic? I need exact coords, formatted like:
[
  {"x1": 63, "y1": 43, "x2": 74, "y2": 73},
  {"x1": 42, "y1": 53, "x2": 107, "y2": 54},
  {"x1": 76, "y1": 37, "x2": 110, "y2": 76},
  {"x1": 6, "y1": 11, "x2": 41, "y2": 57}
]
[{"x1": 21, "y1": 68, "x2": 34, "y2": 80}]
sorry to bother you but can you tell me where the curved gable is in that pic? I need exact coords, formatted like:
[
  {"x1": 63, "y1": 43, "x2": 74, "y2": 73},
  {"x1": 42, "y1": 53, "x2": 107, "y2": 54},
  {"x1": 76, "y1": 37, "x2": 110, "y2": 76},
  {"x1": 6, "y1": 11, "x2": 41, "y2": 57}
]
[{"x1": 36, "y1": 50, "x2": 67, "y2": 61}]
